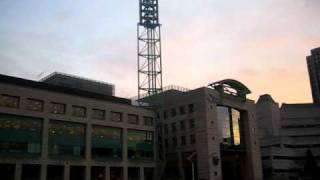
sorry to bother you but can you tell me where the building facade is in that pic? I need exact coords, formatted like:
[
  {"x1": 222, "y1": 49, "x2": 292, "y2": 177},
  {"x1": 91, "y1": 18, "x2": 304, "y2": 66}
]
[
  {"x1": 256, "y1": 95, "x2": 320, "y2": 180},
  {"x1": 0, "y1": 73, "x2": 157, "y2": 180},
  {"x1": 144, "y1": 79, "x2": 263, "y2": 180},
  {"x1": 307, "y1": 47, "x2": 320, "y2": 103}
]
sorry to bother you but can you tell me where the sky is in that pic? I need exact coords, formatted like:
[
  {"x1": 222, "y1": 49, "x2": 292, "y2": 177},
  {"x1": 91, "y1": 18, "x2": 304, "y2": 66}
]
[{"x1": 0, "y1": 0, "x2": 319, "y2": 104}]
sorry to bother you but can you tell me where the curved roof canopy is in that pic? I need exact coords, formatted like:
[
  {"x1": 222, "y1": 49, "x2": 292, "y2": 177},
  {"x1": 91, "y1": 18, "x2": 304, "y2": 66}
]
[{"x1": 208, "y1": 79, "x2": 251, "y2": 98}]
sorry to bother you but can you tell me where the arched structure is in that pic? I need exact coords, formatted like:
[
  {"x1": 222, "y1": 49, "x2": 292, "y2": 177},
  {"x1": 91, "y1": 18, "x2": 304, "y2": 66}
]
[{"x1": 208, "y1": 79, "x2": 251, "y2": 98}]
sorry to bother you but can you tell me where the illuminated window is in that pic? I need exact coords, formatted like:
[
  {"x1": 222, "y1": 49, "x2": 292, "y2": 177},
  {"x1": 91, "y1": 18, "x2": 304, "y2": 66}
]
[
  {"x1": 0, "y1": 94, "x2": 19, "y2": 108},
  {"x1": 26, "y1": 98, "x2": 43, "y2": 112},
  {"x1": 111, "y1": 112, "x2": 122, "y2": 122},
  {"x1": 92, "y1": 109, "x2": 105, "y2": 120},
  {"x1": 128, "y1": 114, "x2": 139, "y2": 124},
  {"x1": 72, "y1": 106, "x2": 86, "y2": 117},
  {"x1": 127, "y1": 130, "x2": 154, "y2": 160},
  {"x1": 144, "y1": 116, "x2": 154, "y2": 126},
  {"x1": 50, "y1": 102, "x2": 65, "y2": 115},
  {"x1": 92, "y1": 125, "x2": 122, "y2": 159}
]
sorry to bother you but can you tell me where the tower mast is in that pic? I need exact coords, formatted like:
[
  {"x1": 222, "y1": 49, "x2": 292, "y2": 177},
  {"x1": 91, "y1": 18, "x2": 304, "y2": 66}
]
[{"x1": 137, "y1": 0, "x2": 163, "y2": 100}]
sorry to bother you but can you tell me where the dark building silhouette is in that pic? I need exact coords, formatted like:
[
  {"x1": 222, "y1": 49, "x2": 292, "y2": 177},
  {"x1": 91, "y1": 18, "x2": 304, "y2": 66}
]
[{"x1": 307, "y1": 47, "x2": 320, "y2": 103}]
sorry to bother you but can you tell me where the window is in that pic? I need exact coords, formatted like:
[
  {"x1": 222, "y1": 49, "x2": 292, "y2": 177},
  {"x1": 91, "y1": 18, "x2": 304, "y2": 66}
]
[
  {"x1": 164, "y1": 124, "x2": 168, "y2": 134},
  {"x1": 111, "y1": 112, "x2": 122, "y2": 122},
  {"x1": 180, "y1": 121, "x2": 186, "y2": 131},
  {"x1": 190, "y1": 135, "x2": 196, "y2": 144},
  {"x1": 144, "y1": 116, "x2": 154, "y2": 126},
  {"x1": 179, "y1": 106, "x2": 185, "y2": 115},
  {"x1": 25, "y1": 98, "x2": 43, "y2": 112},
  {"x1": 189, "y1": 119, "x2": 195, "y2": 129},
  {"x1": 165, "y1": 139, "x2": 169, "y2": 148},
  {"x1": 50, "y1": 102, "x2": 66, "y2": 114},
  {"x1": 92, "y1": 125, "x2": 122, "y2": 159},
  {"x1": 188, "y1": 104, "x2": 194, "y2": 113},
  {"x1": 172, "y1": 137, "x2": 178, "y2": 147},
  {"x1": 72, "y1": 106, "x2": 86, "y2": 117},
  {"x1": 181, "y1": 136, "x2": 186, "y2": 146},
  {"x1": 127, "y1": 130, "x2": 154, "y2": 160},
  {"x1": 163, "y1": 110, "x2": 168, "y2": 119},
  {"x1": 171, "y1": 123, "x2": 177, "y2": 133},
  {"x1": 48, "y1": 120, "x2": 85, "y2": 157},
  {"x1": 171, "y1": 108, "x2": 176, "y2": 117},
  {"x1": 92, "y1": 109, "x2": 105, "y2": 120},
  {"x1": 0, "y1": 94, "x2": 19, "y2": 108},
  {"x1": 128, "y1": 114, "x2": 139, "y2": 124}
]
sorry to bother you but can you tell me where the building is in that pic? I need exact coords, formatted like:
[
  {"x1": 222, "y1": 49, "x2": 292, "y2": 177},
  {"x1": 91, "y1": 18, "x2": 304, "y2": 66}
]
[
  {"x1": 0, "y1": 73, "x2": 157, "y2": 180},
  {"x1": 307, "y1": 47, "x2": 320, "y2": 103},
  {"x1": 143, "y1": 79, "x2": 263, "y2": 180},
  {"x1": 256, "y1": 95, "x2": 320, "y2": 180}
]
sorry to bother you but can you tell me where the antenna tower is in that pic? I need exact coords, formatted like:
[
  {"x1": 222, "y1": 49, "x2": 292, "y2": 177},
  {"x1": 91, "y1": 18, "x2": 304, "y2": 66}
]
[{"x1": 137, "y1": 0, "x2": 163, "y2": 100}]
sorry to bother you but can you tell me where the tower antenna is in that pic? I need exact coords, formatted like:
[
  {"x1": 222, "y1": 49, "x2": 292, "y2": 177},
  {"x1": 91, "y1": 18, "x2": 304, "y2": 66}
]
[{"x1": 137, "y1": 0, "x2": 163, "y2": 101}]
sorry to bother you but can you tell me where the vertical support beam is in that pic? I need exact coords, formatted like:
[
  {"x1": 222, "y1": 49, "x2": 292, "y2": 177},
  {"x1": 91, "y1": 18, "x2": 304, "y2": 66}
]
[
  {"x1": 140, "y1": 167, "x2": 145, "y2": 180},
  {"x1": 15, "y1": 164, "x2": 22, "y2": 180},
  {"x1": 86, "y1": 166, "x2": 91, "y2": 180},
  {"x1": 178, "y1": 152, "x2": 185, "y2": 180},
  {"x1": 123, "y1": 167, "x2": 128, "y2": 180},
  {"x1": 41, "y1": 164, "x2": 47, "y2": 180},
  {"x1": 86, "y1": 124, "x2": 92, "y2": 161},
  {"x1": 105, "y1": 166, "x2": 110, "y2": 180},
  {"x1": 41, "y1": 118, "x2": 49, "y2": 159},
  {"x1": 64, "y1": 165, "x2": 70, "y2": 180},
  {"x1": 123, "y1": 128, "x2": 128, "y2": 162}
]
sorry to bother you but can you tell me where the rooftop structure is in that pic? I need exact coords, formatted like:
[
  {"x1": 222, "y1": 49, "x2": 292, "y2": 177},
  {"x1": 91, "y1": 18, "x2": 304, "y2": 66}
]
[{"x1": 307, "y1": 47, "x2": 320, "y2": 103}]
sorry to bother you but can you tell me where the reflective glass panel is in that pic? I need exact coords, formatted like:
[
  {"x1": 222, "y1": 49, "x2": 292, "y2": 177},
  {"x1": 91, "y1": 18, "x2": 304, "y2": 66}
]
[{"x1": 127, "y1": 130, "x2": 154, "y2": 160}]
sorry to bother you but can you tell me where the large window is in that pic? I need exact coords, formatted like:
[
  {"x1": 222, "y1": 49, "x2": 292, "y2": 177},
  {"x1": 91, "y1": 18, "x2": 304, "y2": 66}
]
[
  {"x1": 111, "y1": 112, "x2": 122, "y2": 122},
  {"x1": 50, "y1": 102, "x2": 66, "y2": 115},
  {"x1": 91, "y1": 125, "x2": 122, "y2": 159},
  {"x1": 25, "y1": 98, "x2": 44, "y2": 112},
  {"x1": 72, "y1": 106, "x2": 86, "y2": 117},
  {"x1": 127, "y1": 130, "x2": 154, "y2": 160},
  {"x1": 48, "y1": 120, "x2": 85, "y2": 158},
  {"x1": 128, "y1": 114, "x2": 139, "y2": 124},
  {"x1": 0, "y1": 114, "x2": 42, "y2": 155},
  {"x1": 0, "y1": 94, "x2": 19, "y2": 108},
  {"x1": 217, "y1": 106, "x2": 242, "y2": 146},
  {"x1": 92, "y1": 109, "x2": 105, "y2": 120}
]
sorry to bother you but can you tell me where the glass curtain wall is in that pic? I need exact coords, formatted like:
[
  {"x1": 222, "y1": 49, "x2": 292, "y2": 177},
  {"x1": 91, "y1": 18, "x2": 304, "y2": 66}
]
[
  {"x1": 48, "y1": 120, "x2": 85, "y2": 158},
  {"x1": 217, "y1": 106, "x2": 242, "y2": 146},
  {"x1": 0, "y1": 114, "x2": 42, "y2": 155},
  {"x1": 127, "y1": 130, "x2": 154, "y2": 160},
  {"x1": 92, "y1": 125, "x2": 122, "y2": 159}
]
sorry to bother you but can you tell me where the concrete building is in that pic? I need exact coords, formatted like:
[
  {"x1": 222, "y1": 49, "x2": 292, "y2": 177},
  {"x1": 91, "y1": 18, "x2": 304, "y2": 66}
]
[
  {"x1": 307, "y1": 47, "x2": 320, "y2": 103},
  {"x1": 0, "y1": 73, "x2": 157, "y2": 180},
  {"x1": 256, "y1": 95, "x2": 320, "y2": 180},
  {"x1": 143, "y1": 79, "x2": 263, "y2": 180}
]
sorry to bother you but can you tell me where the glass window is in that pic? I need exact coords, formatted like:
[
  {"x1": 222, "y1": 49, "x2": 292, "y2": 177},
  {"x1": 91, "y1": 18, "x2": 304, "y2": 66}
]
[
  {"x1": 111, "y1": 112, "x2": 122, "y2": 122},
  {"x1": 188, "y1": 104, "x2": 194, "y2": 113},
  {"x1": 26, "y1": 98, "x2": 43, "y2": 112},
  {"x1": 92, "y1": 109, "x2": 105, "y2": 120},
  {"x1": 180, "y1": 121, "x2": 186, "y2": 131},
  {"x1": 72, "y1": 106, "x2": 86, "y2": 117},
  {"x1": 181, "y1": 136, "x2": 186, "y2": 146},
  {"x1": 189, "y1": 119, "x2": 195, "y2": 129},
  {"x1": 0, "y1": 114, "x2": 42, "y2": 155},
  {"x1": 171, "y1": 123, "x2": 177, "y2": 133},
  {"x1": 0, "y1": 94, "x2": 19, "y2": 108},
  {"x1": 217, "y1": 106, "x2": 242, "y2": 146},
  {"x1": 171, "y1": 108, "x2": 176, "y2": 117},
  {"x1": 179, "y1": 106, "x2": 185, "y2": 115},
  {"x1": 190, "y1": 135, "x2": 196, "y2": 144},
  {"x1": 163, "y1": 110, "x2": 168, "y2": 119},
  {"x1": 128, "y1": 114, "x2": 139, "y2": 124},
  {"x1": 92, "y1": 125, "x2": 122, "y2": 159},
  {"x1": 127, "y1": 130, "x2": 154, "y2": 160},
  {"x1": 172, "y1": 137, "x2": 178, "y2": 147},
  {"x1": 144, "y1": 117, "x2": 154, "y2": 126},
  {"x1": 165, "y1": 139, "x2": 169, "y2": 148},
  {"x1": 50, "y1": 102, "x2": 66, "y2": 115},
  {"x1": 164, "y1": 124, "x2": 168, "y2": 134},
  {"x1": 48, "y1": 120, "x2": 85, "y2": 158}
]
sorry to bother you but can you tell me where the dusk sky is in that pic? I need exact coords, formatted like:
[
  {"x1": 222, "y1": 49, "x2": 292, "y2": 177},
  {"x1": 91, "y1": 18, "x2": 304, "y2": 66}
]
[{"x1": 0, "y1": 0, "x2": 319, "y2": 104}]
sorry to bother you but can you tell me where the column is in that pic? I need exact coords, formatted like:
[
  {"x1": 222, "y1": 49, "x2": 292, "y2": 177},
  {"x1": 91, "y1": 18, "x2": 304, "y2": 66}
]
[
  {"x1": 86, "y1": 124, "x2": 92, "y2": 161},
  {"x1": 14, "y1": 164, "x2": 22, "y2": 180},
  {"x1": 41, "y1": 164, "x2": 47, "y2": 180},
  {"x1": 41, "y1": 118, "x2": 49, "y2": 159},
  {"x1": 178, "y1": 152, "x2": 185, "y2": 180},
  {"x1": 64, "y1": 165, "x2": 70, "y2": 180},
  {"x1": 85, "y1": 166, "x2": 91, "y2": 180},
  {"x1": 123, "y1": 167, "x2": 128, "y2": 180},
  {"x1": 105, "y1": 166, "x2": 110, "y2": 180},
  {"x1": 140, "y1": 167, "x2": 144, "y2": 180},
  {"x1": 123, "y1": 128, "x2": 128, "y2": 162}
]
